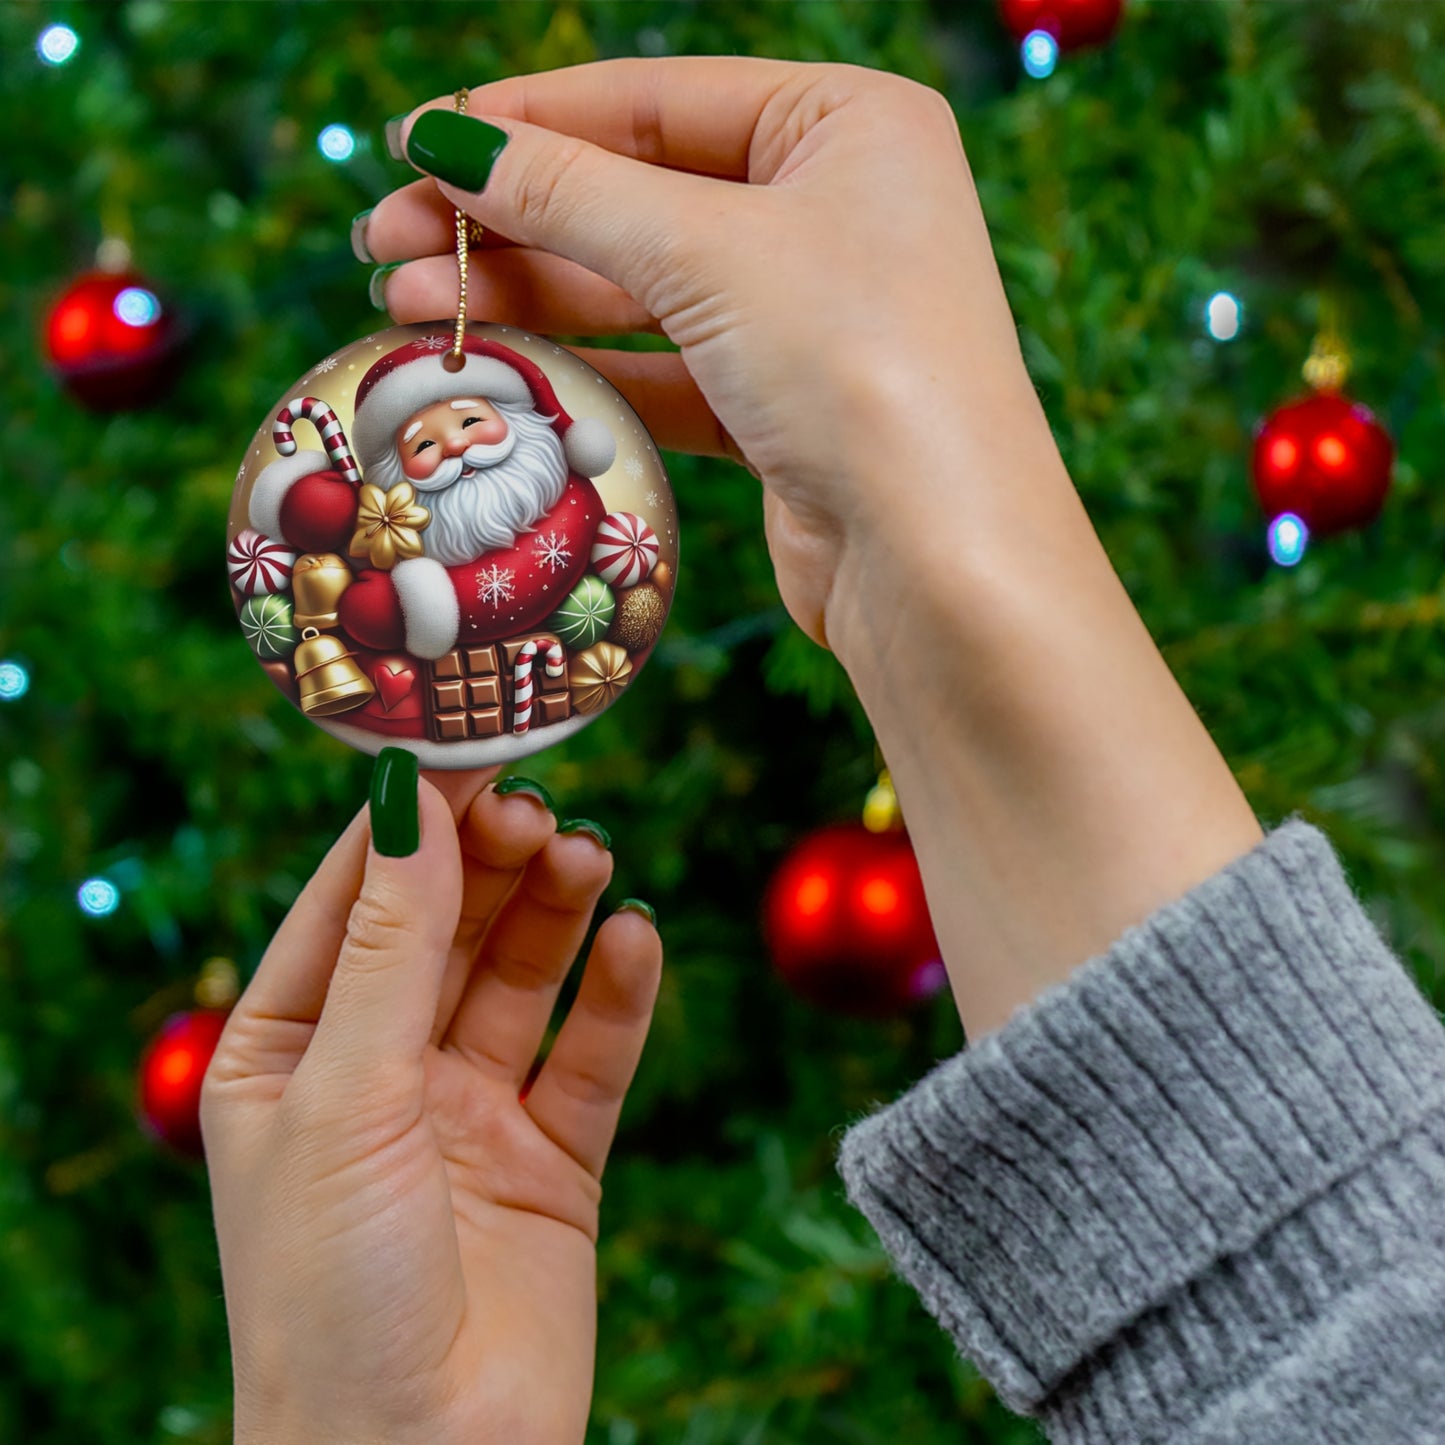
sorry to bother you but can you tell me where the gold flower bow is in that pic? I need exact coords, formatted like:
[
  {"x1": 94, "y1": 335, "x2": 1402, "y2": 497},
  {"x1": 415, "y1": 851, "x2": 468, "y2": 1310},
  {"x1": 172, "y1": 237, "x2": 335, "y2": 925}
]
[{"x1": 348, "y1": 481, "x2": 431, "y2": 571}]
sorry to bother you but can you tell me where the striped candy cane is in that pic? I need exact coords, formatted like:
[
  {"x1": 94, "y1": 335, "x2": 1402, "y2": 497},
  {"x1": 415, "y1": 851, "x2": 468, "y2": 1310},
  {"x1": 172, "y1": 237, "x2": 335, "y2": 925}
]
[
  {"x1": 511, "y1": 638, "x2": 566, "y2": 734},
  {"x1": 272, "y1": 396, "x2": 362, "y2": 485}
]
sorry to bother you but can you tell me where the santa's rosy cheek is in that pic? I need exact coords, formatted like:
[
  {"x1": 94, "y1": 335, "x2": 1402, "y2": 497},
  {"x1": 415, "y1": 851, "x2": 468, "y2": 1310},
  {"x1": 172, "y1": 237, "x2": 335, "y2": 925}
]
[
  {"x1": 471, "y1": 417, "x2": 508, "y2": 445},
  {"x1": 402, "y1": 449, "x2": 439, "y2": 481}
]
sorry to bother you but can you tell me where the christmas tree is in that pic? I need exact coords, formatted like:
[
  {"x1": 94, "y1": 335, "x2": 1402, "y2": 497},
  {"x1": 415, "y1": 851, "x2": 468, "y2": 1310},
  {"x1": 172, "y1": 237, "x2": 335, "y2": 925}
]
[{"x1": 3, "y1": 3, "x2": 1444, "y2": 1441}]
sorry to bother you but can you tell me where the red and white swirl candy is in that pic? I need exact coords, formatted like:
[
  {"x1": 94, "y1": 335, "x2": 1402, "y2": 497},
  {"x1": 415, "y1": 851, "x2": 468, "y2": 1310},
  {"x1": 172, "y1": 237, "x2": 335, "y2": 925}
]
[
  {"x1": 227, "y1": 529, "x2": 297, "y2": 595},
  {"x1": 590, "y1": 511, "x2": 659, "y2": 589}
]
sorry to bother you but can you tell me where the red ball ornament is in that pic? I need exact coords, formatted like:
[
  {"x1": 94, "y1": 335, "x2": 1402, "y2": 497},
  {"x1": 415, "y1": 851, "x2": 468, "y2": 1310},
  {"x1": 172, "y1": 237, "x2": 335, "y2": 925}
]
[
  {"x1": 998, "y1": 0, "x2": 1124, "y2": 49},
  {"x1": 44, "y1": 269, "x2": 182, "y2": 410},
  {"x1": 763, "y1": 822, "x2": 945, "y2": 1017},
  {"x1": 1251, "y1": 392, "x2": 1394, "y2": 537},
  {"x1": 137, "y1": 1009, "x2": 229, "y2": 1157}
]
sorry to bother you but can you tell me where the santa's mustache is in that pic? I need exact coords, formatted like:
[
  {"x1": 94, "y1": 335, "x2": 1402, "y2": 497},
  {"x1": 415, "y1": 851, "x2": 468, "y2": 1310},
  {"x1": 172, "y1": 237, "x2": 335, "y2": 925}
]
[{"x1": 409, "y1": 430, "x2": 519, "y2": 492}]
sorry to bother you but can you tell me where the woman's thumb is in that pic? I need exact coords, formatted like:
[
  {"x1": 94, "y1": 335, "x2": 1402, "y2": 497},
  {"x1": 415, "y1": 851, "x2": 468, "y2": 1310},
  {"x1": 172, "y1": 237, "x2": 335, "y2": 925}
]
[{"x1": 302, "y1": 750, "x2": 463, "y2": 1086}]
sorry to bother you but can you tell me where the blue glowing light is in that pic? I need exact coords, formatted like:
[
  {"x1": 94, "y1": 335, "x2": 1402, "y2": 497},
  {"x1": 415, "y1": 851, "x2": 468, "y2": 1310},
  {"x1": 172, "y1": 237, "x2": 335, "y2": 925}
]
[
  {"x1": 0, "y1": 660, "x2": 29, "y2": 701},
  {"x1": 114, "y1": 287, "x2": 161, "y2": 328},
  {"x1": 1267, "y1": 512, "x2": 1309, "y2": 567},
  {"x1": 78, "y1": 878, "x2": 121, "y2": 918},
  {"x1": 1205, "y1": 291, "x2": 1242, "y2": 342},
  {"x1": 318, "y1": 124, "x2": 356, "y2": 162},
  {"x1": 37, "y1": 24, "x2": 79, "y2": 66},
  {"x1": 1022, "y1": 30, "x2": 1059, "y2": 79}
]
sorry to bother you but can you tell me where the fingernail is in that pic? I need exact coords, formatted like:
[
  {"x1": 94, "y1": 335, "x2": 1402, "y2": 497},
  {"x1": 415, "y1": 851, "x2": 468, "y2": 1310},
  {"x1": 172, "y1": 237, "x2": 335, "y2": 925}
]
[
  {"x1": 493, "y1": 775, "x2": 555, "y2": 813},
  {"x1": 617, "y1": 898, "x2": 656, "y2": 927},
  {"x1": 370, "y1": 747, "x2": 420, "y2": 857},
  {"x1": 350, "y1": 208, "x2": 375, "y2": 264},
  {"x1": 559, "y1": 818, "x2": 612, "y2": 851},
  {"x1": 368, "y1": 262, "x2": 403, "y2": 311},
  {"x1": 384, "y1": 113, "x2": 409, "y2": 162},
  {"x1": 405, "y1": 110, "x2": 510, "y2": 192}
]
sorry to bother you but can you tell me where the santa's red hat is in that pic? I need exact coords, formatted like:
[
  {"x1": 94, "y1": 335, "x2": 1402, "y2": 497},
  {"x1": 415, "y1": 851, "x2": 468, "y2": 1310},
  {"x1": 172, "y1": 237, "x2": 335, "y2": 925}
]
[{"x1": 350, "y1": 333, "x2": 616, "y2": 479}]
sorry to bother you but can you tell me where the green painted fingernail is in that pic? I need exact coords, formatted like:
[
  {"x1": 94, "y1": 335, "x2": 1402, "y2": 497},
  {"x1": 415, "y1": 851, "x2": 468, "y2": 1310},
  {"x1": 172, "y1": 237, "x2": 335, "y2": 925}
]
[
  {"x1": 617, "y1": 898, "x2": 656, "y2": 926},
  {"x1": 405, "y1": 110, "x2": 510, "y2": 192},
  {"x1": 559, "y1": 818, "x2": 612, "y2": 851},
  {"x1": 370, "y1": 747, "x2": 419, "y2": 857},
  {"x1": 350, "y1": 208, "x2": 375, "y2": 264},
  {"x1": 493, "y1": 775, "x2": 555, "y2": 813},
  {"x1": 368, "y1": 262, "x2": 403, "y2": 311},
  {"x1": 384, "y1": 113, "x2": 409, "y2": 162}
]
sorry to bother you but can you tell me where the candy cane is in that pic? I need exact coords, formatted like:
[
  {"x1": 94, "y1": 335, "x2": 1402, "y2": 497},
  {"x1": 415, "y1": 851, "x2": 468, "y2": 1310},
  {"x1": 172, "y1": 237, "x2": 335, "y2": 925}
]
[
  {"x1": 511, "y1": 638, "x2": 566, "y2": 734},
  {"x1": 272, "y1": 396, "x2": 361, "y2": 485}
]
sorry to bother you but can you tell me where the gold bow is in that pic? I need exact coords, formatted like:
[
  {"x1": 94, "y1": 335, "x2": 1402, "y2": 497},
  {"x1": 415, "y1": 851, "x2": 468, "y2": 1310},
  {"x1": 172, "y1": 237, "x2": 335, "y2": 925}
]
[{"x1": 348, "y1": 481, "x2": 431, "y2": 571}]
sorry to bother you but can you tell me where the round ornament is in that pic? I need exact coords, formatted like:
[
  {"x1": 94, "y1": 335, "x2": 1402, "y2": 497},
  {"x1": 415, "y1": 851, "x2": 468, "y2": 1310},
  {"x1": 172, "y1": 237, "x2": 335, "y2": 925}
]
[
  {"x1": 997, "y1": 0, "x2": 1124, "y2": 49},
  {"x1": 608, "y1": 581, "x2": 668, "y2": 653},
  {"x1": 45, "y1": 268, "x2": 184, "y2": 411},
  {"x1": 137, "y1": 1008, "x2": 230, "y2": 1157},
  {"x1": 763, "y1": 822, "x2": 945, "y2": 1017},
  {"x1": 1251, "y1": 391, "x2": 1393, "y2": 538},
  {"x1": 227, "y1": 323, "x2": 677, "y2": 766},
  {"x1": 549, "y1": 574, "x2": 616, "y2": 649}
]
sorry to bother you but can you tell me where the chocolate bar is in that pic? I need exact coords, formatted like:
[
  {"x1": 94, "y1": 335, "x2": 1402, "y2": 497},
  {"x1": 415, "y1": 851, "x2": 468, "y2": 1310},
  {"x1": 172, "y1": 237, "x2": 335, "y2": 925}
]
[{"x1": 425, "y1": 634, "x2": 574, "y2": 741}]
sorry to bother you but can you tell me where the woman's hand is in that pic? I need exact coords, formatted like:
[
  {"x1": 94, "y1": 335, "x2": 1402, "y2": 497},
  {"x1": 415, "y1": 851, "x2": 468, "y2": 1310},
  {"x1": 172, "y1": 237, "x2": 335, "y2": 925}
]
[
  {"x1": 362, "y1": 56, "x2": 1052, "y2": 656},
  {"x1": 201, "y1": 762, "x2": 661, "y2": 1445}
]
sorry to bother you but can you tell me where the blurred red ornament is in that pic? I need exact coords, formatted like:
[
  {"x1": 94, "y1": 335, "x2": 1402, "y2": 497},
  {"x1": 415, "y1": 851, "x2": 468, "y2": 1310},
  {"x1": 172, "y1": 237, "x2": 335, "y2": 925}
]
[
  {"x1": 1251, "y1": 392, "x2": 1394, "y2": 537},
  {"x1": 763, "y1": 822, "x2": 945, "y2": 1017},
  {"x1": 137, "y1": 1009, "x2": 229, "y2": 1157},
  {"x1": 44, "y1": 269, "x2": 182, "y2": 410},
  {"x1": 998, "y1": 0, "x2": 1124, "y2": 49}
]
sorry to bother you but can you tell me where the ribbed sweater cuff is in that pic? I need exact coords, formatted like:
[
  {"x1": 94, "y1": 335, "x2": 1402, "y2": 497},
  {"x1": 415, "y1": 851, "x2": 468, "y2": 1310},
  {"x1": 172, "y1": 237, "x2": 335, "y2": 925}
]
[{"x1": 836, "y1": 818, "x2": 1445, "y2": 1434}]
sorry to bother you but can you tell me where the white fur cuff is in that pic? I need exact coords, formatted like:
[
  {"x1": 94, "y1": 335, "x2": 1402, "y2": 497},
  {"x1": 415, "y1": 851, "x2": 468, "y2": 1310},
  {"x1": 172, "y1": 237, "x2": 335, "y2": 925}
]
[
  {"x1": 392, "y1": 557, "x2": 460, "y2": 661},
  {"x1": 248, "y1": 450, "x2": 330, "y2": 537}
]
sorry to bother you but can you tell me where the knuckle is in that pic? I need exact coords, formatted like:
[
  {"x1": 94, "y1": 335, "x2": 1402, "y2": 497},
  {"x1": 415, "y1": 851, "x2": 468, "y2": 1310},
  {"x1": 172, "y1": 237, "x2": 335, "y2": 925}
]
[
  {"x1": 513, "y1": 135, "x2": 590, "y2": 231},
  {"x1": 341, "y1": 892, "x2": 412, "y2": 969}
]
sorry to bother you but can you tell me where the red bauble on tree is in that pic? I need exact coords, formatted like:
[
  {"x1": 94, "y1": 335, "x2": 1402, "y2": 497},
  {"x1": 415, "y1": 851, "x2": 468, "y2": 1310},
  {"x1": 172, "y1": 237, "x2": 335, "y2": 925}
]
[
  {"x1": 137, "y1": 1009, "x2": 229, "y2": 1157},
  {"x1": 44, "y1": 267, "x2": 182, "y2": 410},
  {"x1": 1251, "y1": 391, "x2": 1394, "y2": 538},
  {"x1": 763, "y1": 821, "x2": 945, "y2": 1017},
  {"x1": 998, "y1": 0, "x2": 1124, "y2": 50}
]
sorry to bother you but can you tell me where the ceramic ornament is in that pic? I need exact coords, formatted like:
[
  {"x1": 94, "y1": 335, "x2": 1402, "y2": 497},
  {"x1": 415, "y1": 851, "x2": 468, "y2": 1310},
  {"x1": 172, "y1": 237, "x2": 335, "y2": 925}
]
[{"x1": 227, "y1": 322, "x2": 678, "y2": 767}]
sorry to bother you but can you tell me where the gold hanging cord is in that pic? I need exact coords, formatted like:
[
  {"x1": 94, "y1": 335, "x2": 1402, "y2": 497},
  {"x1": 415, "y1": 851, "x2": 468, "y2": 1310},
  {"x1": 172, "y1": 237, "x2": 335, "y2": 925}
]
[{"x1": 444, "y1": 88, "x2": 477, "y2": 373}]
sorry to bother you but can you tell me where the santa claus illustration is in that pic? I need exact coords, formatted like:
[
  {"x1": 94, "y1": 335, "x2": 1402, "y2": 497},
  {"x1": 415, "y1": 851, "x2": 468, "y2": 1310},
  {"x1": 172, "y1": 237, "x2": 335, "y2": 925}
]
[{"x1": 247, "y1": 334, "x2": 617, "y2": 659}]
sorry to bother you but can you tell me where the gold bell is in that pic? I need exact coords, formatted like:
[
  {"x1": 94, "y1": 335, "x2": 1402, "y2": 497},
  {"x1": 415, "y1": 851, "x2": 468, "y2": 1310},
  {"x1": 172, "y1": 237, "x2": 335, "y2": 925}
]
[
  {"x1": 294, "y1": 628, "x2": 375, "y2": 716},
  {"x1": 291, "y1": 553, "x2": 354, "y2": 631}
]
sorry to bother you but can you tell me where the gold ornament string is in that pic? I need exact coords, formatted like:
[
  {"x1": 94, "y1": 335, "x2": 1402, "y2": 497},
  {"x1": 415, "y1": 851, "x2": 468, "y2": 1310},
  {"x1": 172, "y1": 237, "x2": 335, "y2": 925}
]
[{"x1": 444, "y1": 87, "x2": 477, "y2": 373}]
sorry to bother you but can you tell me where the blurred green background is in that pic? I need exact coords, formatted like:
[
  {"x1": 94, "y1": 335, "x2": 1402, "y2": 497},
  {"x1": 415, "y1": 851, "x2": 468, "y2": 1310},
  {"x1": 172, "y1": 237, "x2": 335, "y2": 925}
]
[{"x1": 3, "y1": 2, "x2": 1444, "y2": 1441}]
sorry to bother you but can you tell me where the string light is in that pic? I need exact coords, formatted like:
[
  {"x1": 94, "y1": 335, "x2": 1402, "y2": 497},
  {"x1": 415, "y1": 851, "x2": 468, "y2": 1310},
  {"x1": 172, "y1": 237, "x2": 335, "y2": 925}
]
[
  {"x1": 317, "y1": 124, "x2": 356, "y2": 162},
  {"x1": 1267, "y1": 512, "x2": 1309, "y2": 567},
  {"x1": 77, "y1": 878, "x2": 121, "y2": 917},
  {"x1": 1205, "y1": 291, "x2": 1242, "y2": 341},
  {"x1": 0, "y1": 660, "x2": 29, "y2": 701},
  {"x1": 37, "y1": 24, "x2": 79, "y2": 66},
  {"x1": 113, "y1": 287, "x2": 162, "y2": 327},
  {"x1": 1022, "y1": 30, "x2": 1060, "y2": 79}
]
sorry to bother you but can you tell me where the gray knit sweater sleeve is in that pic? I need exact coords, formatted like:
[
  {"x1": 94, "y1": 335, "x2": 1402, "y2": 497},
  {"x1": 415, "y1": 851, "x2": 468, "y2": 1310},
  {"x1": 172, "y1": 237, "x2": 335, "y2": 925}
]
[{"x1": 836, "y1": 819, "x2": 1445, "y2": 1443}]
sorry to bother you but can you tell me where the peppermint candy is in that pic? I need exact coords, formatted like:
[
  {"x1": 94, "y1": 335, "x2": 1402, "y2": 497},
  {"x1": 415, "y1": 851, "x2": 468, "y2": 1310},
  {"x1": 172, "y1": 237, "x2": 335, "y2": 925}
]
[
  {"x1": 589, "y1": 511, "x2": 659, "y2": 589},
  {"x1": 228, "y1": 529, "x2": 297, "y2": 595}
]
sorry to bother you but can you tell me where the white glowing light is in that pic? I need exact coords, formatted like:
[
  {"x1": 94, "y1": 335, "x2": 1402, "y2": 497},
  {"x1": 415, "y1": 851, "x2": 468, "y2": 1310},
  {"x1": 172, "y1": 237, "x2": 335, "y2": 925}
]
[
  {"x1": 0, "y1": 660, "x2": 29, "y2": 700},
  {"x1": 114, "y1": 287, "x2": 161, "y2": 327},
  {"x1": 1267, "y1": 512, "x2": 1309, "y2": 567},
  {"x1": 78, "y1": 878, "x2": 121, "y2": 917},
  {"x1": 1206, "y1": 291, "x2": 1243, "y2": 342},
  {"x1": 38, "y1": 24, "x2": 79, "y2": 66},
  {"x1": 1022, "y1": 30, "x2": 1059, "y2": 79},
  {"x1": 318, "y1": 124, "x2": 356, "y2": 162}
]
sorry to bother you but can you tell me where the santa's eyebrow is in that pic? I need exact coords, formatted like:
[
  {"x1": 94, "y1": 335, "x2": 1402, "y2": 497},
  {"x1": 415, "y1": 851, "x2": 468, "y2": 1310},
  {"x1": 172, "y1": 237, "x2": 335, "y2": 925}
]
[
  {"x1": 449, "y1": 398, "x2": 482, "y2": 410},
  {"x1": 402, "y1": 421, "x2": 423, "y2": 443}
]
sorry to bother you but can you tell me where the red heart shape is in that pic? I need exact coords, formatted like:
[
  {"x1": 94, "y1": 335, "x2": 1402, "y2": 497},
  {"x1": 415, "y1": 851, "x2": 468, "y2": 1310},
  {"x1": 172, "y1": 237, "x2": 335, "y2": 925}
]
[{"x1": 373, "y1": 662, "x2": 415, "y2": 713}]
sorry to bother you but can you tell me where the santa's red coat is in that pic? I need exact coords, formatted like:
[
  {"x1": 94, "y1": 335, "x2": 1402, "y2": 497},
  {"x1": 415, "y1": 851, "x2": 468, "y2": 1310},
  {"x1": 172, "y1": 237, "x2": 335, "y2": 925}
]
[{"x1": 274, "y1": 467, "x2": 605, "y2": 654}]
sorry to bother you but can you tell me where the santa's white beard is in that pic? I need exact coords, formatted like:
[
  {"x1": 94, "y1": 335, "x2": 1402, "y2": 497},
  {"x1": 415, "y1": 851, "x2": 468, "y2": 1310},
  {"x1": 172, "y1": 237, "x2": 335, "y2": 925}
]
[{"x1": 364, "y1": 402, "x2": 569, "y2": 567}]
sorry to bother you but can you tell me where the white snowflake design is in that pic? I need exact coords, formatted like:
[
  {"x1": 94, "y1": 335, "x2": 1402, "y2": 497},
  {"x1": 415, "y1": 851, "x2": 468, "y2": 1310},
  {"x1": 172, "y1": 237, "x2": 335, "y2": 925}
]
[
  {"x1": 309, "y1": 356, "x2": 339, "y2": 377},
  {"x1": 645, "y1": 489, "x2": 662, "y2": 509},
  {"x1": 417, "y1": 335, "x2": 452, "y2": 351},
  {"x1": 532, "y1": 530, "x2": 572, "y2": 573},
  {"x1": 624, "y1": 455, "x2": 645, "y2": 481},
  {"x1": 475, "y1": 564, "x2": 516, "y2": 609}
]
